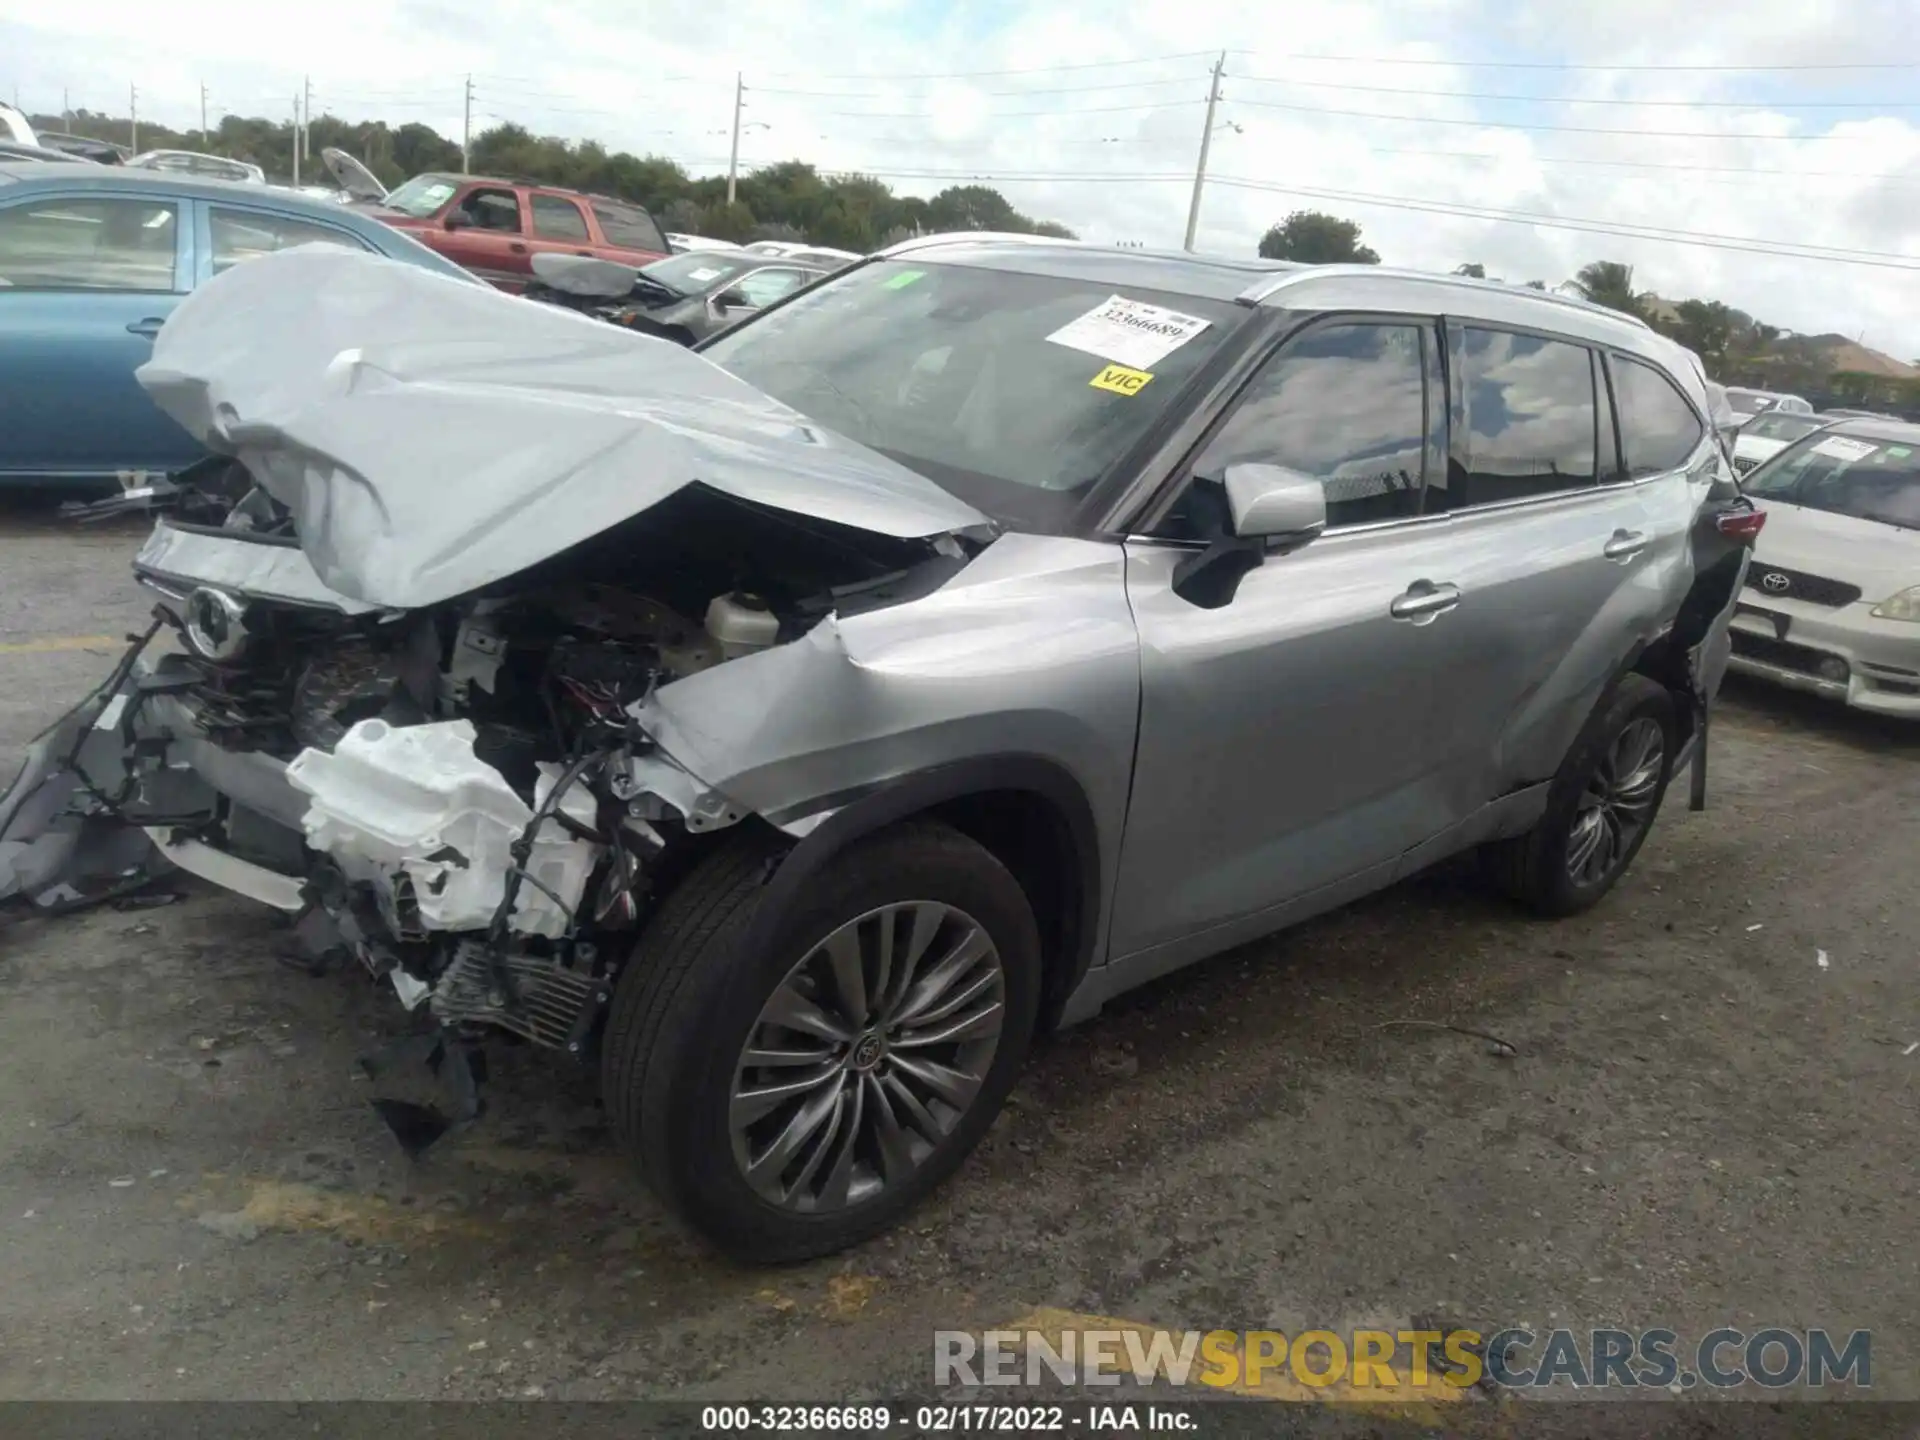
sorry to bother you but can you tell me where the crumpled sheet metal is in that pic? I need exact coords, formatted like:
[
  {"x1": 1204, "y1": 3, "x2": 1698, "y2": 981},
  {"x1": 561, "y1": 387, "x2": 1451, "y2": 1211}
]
[
  {"x1": 625, "y1": 533, "x2": 1143, "y2": 844},
  {"x1": 135, "y1": 246, "x2": 988, "y2": 612}
]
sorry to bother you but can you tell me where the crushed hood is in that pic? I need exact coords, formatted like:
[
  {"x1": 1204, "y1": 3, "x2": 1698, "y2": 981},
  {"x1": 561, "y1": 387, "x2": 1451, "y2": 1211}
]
[{"x1": 135, "y1": 246, "x2": 991, "y2": 610}]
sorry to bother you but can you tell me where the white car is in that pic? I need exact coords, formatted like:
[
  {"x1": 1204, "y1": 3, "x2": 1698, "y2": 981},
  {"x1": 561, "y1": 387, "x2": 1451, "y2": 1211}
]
[
  {"x1": 739, "y1": 241, "x2": 861, "y2": 265},
  {"x1": 0, "y1": 100, "x2": 37, "y2": 145},
  {"x1": 126, "y1": 149, "x2": 267, "y2": 185},
  {"x1": 667, "y1": 232, "x2": 741, "y2": 253},
  {"x1": 1731, "y1": 418, "x2": 1920, "y2": 716},
  {"x1": 1732, "y1": 411, "x2": 1829, "y2": 478},
  {"x1": 1725, "y1": 385, "x2": 1813, "y2": 420}
]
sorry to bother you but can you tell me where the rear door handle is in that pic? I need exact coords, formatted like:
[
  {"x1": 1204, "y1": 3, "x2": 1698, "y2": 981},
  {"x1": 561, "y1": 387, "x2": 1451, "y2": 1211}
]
[
  {"x1": 1389, "y1": 580, "x2": 1462, "y2": 624},
  {"x1": 509, "y1": 241, "x2": 528, "y2": 254},
  {"x1": 1604, "y1": 528, "x2": 1648, "y2": 562},
  {"x1": 125, "y1": 318, "x2": 164, "y2": 339}
]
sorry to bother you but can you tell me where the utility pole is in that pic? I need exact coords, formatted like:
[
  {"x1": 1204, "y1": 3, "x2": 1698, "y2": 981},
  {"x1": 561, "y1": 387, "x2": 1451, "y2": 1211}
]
[
  {"x1": 129, "y1": 84, "x2": 138, "y2": 155},
  {"x1": 62, "y1": 87, "x2": 69, "y2": 129},
  {"x1": 200, "y1": 83, "x2": 208, "y2": 145},
  {"x1": 291, "y1": 96, "x2": 300, "y2": 185},
  {"x1": 726, "y1": 72, "x2": 744, "y2": 206},
  {"x1": 302, "y1": 74, "x2": 312, "y2": 162},
  {"x1": 461, "y1": 74, "x2": 473, "y2": 173},
  {"x1": 1183, "y1": 52, "x2": 1225, "y2": 253}
]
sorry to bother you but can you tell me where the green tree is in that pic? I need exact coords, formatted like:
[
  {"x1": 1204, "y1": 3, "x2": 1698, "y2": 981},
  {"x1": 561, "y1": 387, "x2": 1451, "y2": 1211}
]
[
  {"x1": 1257, "y1": 211, "x2": 1381, "y2": 264},
  {"x1": 1570, "y1": 261, "x2": 1647, "y2": 318},
  {"x1": 1453, "y1": 262, "x2": 1487, "y2": 278}
]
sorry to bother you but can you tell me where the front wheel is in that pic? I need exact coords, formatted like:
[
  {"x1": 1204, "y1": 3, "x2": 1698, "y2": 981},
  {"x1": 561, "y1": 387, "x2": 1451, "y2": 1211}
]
[
  {"x1": 601, "y1": 821, "x2": 1041, "y2": 1262},
  {"x1": 1482, "y1": 674, "x2": 1676, "y2": 917}
]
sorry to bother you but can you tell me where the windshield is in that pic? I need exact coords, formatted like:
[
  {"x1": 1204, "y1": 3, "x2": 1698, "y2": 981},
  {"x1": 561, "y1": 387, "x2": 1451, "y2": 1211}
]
[
  {"x1": 703, "y1": 259, "x2": 1243, "y2": 530},
  {"x1": 639, "y1": 251, "x2": 755, "y2": 296},
  {"x1": 382, "y1": 175, "x2": 459, "y2": 218},
  {"x1": 1746, "y1": 413, "x2": 1824, "y2": 442},
  {"x1": 1746, "y1": 432, "x2": 1920, "y2": 531}
]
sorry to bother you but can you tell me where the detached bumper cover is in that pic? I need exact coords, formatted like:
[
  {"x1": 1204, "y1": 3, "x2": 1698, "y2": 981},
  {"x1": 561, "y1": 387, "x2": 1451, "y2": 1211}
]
[{"x1": 0, "y1": 635, "x2": 309, "y2": 910}]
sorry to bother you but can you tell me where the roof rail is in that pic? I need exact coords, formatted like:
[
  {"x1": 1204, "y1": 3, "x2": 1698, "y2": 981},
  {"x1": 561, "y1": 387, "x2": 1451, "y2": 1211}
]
[
  {"x1": 879, "y1": 231, "x2": 1081, "y2": 258},
  {"x1": 1236, "y1": 265, "x2": 1655, "y2": 331}
]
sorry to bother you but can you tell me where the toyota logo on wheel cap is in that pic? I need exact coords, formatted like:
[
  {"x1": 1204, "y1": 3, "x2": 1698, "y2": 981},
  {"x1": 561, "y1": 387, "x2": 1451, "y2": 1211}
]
[{"x1": 1760, "y1": 570, "x2": 1791, "y2": 593}]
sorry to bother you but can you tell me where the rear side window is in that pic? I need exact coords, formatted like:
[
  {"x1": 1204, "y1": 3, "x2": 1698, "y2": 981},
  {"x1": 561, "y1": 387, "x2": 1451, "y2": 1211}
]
[
  {"x1": 1612, "y1": 355, "x2": 1704, "y2": 477},
  {"x1": 1179, "y1": 320, "x2": 1433, "y2": 530},
  {"x1": 531, "y1": 194, "x2": 590, "y2": 242},
  {"x1": 210, "y1": 206, "x2": 366, "y2": 273},
  {"x1": 1456, "y1": 328, "x2": 1597, "y2": 505},
  {"x1": 0, "y1": 197, "x2": 178, "y2": 290},
  {"x1": 591, "y1": 200, "x2": 666, "y2": 253}
]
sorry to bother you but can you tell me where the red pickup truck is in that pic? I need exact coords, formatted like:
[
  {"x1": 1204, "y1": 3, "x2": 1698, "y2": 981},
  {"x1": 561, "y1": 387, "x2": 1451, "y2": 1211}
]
[{"x1": 322, "y1": 152, "x2": 669, "y2": 291}]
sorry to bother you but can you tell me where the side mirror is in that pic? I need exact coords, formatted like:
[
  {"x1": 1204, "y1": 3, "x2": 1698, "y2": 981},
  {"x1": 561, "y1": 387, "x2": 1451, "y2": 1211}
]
[
  {"x1": 1170, "y1": 464, "x2": 1326, "y2": 610},
  {"x1": 443, "y1": 210, "x2": 471, "y2": 231},
  {"x1": 1224, "y1": 463, "x2": 1327, "y2": 543},
  {"x1": 713, "y1": 287, "x2": 751, "y2": 309}
]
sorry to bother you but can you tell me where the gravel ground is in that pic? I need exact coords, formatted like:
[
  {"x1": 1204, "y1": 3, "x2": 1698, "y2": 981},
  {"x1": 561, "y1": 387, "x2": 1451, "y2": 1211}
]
[{"x1": 2, "y1": 497, "x2": 1915, "y2": 1414}]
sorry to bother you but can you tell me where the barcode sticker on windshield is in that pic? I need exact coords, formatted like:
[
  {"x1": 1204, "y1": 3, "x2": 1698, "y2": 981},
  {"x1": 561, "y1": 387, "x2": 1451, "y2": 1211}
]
[
  {"x1": 1813, "y1": 436, "x2": 1878, "y2": 462},
  {"x1": 1045, "y1": 295, "x2": 1211, "y2": 370},
  {"x1": 687, "y1": 267, "x2": 723, "y2": 282}
]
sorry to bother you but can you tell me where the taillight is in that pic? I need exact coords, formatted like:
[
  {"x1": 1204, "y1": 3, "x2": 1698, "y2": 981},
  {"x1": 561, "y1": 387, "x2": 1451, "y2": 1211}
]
[{"x1": 1716, "y1": 509, "x2": 1767, "y2": 541}]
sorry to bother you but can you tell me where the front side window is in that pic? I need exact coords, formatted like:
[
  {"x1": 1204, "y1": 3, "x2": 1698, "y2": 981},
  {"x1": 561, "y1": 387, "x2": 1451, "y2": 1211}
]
[
  {"x1": 0, "y1": 197, "x2": 178, "y2": 290},
  {"x1": 1171, "y1": 321, "x2": 1431, "y2": 533},
  {"x1": 459, "y1": 187, "x2": 521, "y2": 233},
  {"x1": 210, "y1": 206, "x2": 366, "y2": 273},
  {"x1": 531, "y1": 194, "x2": 589, "y2": 242},
  {"x1": 704, "y1": 260, "x2": 1244, "y2": 531},
  {"x1": 1457, "y1": 328, "x2": 1597, "y2": 505},
  {"x1": 1612, "y1": 354, "x2": 1705, "y2": 477}
]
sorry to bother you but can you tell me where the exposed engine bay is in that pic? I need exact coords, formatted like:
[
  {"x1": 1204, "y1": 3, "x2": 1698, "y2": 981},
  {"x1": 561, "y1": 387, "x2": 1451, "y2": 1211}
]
[{"x1": 10, "y1": 463, "x2": 975, "y2": 1145}]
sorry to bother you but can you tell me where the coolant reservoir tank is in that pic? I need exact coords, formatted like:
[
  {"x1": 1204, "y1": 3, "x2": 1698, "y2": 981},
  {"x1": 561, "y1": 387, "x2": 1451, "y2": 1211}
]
[{"x1": 705, "y1": 592, "x2": 780, "y2": 660}]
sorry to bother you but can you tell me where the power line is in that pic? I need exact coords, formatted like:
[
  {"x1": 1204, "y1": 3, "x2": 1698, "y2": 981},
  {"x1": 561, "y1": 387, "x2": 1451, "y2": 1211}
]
[
  {"x1": 752, "y1": 76, "x2": 1208, "y2": 98},
  {"x1": 1232, "y1": 49, "x2": 1920, "y2": 73},
  {"x1": 1205, "y1": 175, "x2": 1920, "y2": 269},
  {"x1": 620, "y1": 152, "x2": 1920, "y2": 268},
  {"x1": 1228, "y1": 73, "x2": 1920, "y2": 109},
  {"x1": 757, "y1": 50, "x2": 1226, "y2": 80},
  {"x1": 1225, "y1": 96, "x2": 1902, "y2": 140},
  {"x1": 800, "y1": 98, "x2": 1208, "y2": 119}
]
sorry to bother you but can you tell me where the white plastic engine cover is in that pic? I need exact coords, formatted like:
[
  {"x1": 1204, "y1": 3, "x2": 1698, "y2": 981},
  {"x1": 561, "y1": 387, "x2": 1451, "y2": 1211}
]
[{"x1": 285, "y1": 719, "x2": 599, "y2": 939}]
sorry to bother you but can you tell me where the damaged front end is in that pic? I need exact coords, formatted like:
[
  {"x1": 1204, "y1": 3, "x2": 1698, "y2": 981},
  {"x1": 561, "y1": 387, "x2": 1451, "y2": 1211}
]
[{"x1": 1, "y1": 245, "x2": 995, "y2": 1149}]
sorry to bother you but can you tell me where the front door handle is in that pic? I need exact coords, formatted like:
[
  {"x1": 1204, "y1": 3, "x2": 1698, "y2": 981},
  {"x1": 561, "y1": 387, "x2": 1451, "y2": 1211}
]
[
  {"x1": 509, "y1": 241, "x2": 528, "y2": 254},
  {"x1": 1389, "y1": 580, "x2": 1462, "y2": 624},
  {"x1": 125, "y1": 318, "x2": 165, "y2": 339},
  {"x1": 1603, "y1": 528, "x2": 1648, "y2": 562}
]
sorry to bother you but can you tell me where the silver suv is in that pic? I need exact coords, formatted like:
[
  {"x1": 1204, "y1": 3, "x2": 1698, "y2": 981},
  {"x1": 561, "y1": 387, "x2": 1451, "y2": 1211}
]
[{"x1": 0, "y1": 237, "x2": 1763, "y2": 1260}]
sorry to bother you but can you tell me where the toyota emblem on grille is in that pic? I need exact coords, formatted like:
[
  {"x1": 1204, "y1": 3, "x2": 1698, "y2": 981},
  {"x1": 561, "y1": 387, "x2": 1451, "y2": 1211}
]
[
  {"x1": 1760, "y1": 570, "x2": 1791, "y2": 593},
  {"x1": 183, "y1": 587, "x2": 250, "y2": 662}
]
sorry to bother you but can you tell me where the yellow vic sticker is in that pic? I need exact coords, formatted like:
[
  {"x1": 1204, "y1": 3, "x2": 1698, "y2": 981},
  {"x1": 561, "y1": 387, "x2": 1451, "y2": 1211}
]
[{"x1": 1090, "y1": 364, "x2": 1153, "y2": 396}]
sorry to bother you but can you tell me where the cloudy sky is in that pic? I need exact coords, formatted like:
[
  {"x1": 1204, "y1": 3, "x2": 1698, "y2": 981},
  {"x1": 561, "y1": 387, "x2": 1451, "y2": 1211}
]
[{"x1": 6, "y1": 0, "x2": 1919, "y2": 355}]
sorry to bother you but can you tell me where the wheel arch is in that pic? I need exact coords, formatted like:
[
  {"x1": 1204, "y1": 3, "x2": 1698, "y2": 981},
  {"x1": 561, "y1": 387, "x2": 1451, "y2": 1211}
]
[{"x1": 748, "y1": 756, "x2": 1102, "y2": 1032}]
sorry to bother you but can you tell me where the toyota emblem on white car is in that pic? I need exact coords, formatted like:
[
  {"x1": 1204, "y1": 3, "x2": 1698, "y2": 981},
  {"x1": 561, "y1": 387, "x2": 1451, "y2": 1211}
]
[{"x1": 1760, "y1": 571, "x2": 1791, "y2": 593}]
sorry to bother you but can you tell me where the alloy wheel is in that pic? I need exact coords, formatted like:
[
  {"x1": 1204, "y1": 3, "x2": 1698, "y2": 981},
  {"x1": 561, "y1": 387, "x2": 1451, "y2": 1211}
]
[
  {"x1": 1566, "y1": 716, "x2": 1666, "y2": 887},
  {"x1": 729, "y1": 901, "x2": 1006, "y2": 1213}
]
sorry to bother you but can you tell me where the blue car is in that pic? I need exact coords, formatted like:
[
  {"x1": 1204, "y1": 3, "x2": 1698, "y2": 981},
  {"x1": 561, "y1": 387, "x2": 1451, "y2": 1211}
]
[{"x1": 0, "y1": 161, "x2": 478, "y2": 488}]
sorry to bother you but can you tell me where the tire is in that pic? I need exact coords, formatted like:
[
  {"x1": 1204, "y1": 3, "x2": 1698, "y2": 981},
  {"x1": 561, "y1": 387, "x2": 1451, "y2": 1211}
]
[
  {"x1": 601, "y1": 820, "x2": 1042, "y2": 1262},
  {"x1": 1481, "y1": 674, "x2": 1677, "y2": 918}
]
